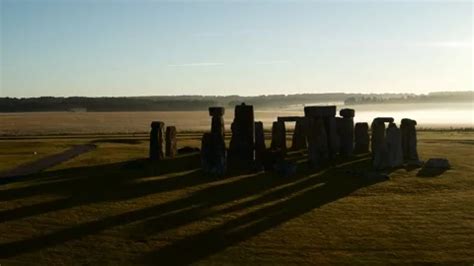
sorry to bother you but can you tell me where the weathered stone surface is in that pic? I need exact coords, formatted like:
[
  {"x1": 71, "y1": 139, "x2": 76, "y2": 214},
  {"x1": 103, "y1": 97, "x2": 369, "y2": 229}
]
[
  {"x1": 149, "y1": 121, "x2": 165, "y2": 160},
  {"x1": 338, "y1": 117, "x2": 354, "y2": 156},
  {"x1": 424, "y1": 158, "x2": 450, "y2": 169},
  {"x1": 291, "y1": 118, "x2": 307, "y2": 150},
  {"x1": 305, "y1": 106, "x2": 337, "y2": 163},
  {"x1": 307, "y1": 118, "x2": 329, "y2": 168},
  {"x1": 201, "y1": 132, "x2": 226, "y2": 176},
  {"x1": 271, "y1": 121, "x2": 286, "y2": 151},
  {"x1": 228, "y1": 103, "x2": 255, "y2": 163},
  {"x1": 374, "y1": 117, "x2": 394, "y2": 123},
  {"x1": 401, "y1": 118, "x2": 419, "y2": 163},
  {"x1": 371, "y1": 119, "x2": 389, "y2": 170},
  {"x1": 339, "y1": 108, "x2": 355, "y2": 118},
  {"x1": 208, "y1": 107, "x2": 225, "y2": 117},
  {"x1": 326, "y1": 116, "x2": 339, "y2": 159},
  {"x1": 354, "y1": 122, "x2": 369, "y2": 154},
  {"x1": 277, "y1": 116, "x2": 302, "y2": 122},
  {"x1": 254, "y1": 121, "x2": 266, "y2": 167},
  {"x1": 211, "y1": 116, "x2": 225, "y2": 138},
  {"x1": 386, "y1": 123, "x2": 403, "y2": 168},
  {"x1": 417, "y1": 158, "x2": 449, "y2": 177},
  {"x1": 304, "y1": 106, "x2": 337, "y2": 117},
  {"x1": 209, "y1": 107, "x2": 225, "y2": 138},
  {"x1": 165, "y1": 126, "x2": 177, "y2": 158},
  {"x1": 201, "y1": 106, "x2": 227, "y2": 175}
]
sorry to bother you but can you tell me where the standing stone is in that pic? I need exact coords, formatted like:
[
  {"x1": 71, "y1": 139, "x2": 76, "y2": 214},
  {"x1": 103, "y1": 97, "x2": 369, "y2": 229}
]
[
  {"x1": 149, "y1": 121, "x2": 165, "y2": 160},
  {"x1": 209, "y1": 107, "x2": 225, "y2": 138},
  {"x1": 338, "y1": 108, "x2": 355, "y2": 156},
  {"x1": 201, "y1": 107, "x2": 227, "y2": 176},
  {"x1": 371, "y1": 118, "x2": 391, "y2": 170},
  {"x1": 306, "y1": 118, "x2": 329, "y2": 168},
  {"x1": 271, "y1": 121, "x2": 286, "y2": 152},
  {"x1": 354, "y1": 122, "x2": 370, "y2": 154},
  {"x1": 326, "y1": 116, "x2": 339, "y2": 158},
  {"x1": 201, "y1": 132, "x2": 226, "y2": 176},
  {"x1": 304, "y1": 106, "x2": 338, "y2": 161},
  {"x1": 291, "y1": 118, "x2": 307, "y2": 150},
  {"x1": 401, "y1": 118, "x2": 420, "y2": 164},
  {"x1": 165, "y1": 126, "x2": 177, "y2": 158},
  {"x1": 228, "y1": 103, "x2": 255, "y2": 164},
  {"x1": 254, "y1": 121, "x2": 266, "y2": 168},
  {"x1": 386, "y1": 123, "x2": 403, "y2": 168}
]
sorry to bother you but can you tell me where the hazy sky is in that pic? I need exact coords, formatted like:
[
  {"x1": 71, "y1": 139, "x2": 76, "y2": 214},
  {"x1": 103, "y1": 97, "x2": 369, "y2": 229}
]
[{"x1": 1, "y1": 0, "x2": 472, "y2": 97}]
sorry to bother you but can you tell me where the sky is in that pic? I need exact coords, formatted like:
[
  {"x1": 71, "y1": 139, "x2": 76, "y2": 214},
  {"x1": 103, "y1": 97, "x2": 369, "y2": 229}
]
[{"x1": 0, "y1": 0, "x2": 472, "y2": 97}]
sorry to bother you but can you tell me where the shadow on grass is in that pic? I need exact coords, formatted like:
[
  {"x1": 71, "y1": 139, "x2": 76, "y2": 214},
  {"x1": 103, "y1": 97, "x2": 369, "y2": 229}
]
[
  {"x1": 0, "y1": 153, "x2": 383, "y2": 264},
  {"x1": 0, "y1": 153, "x2": 203, "y2": 222}
]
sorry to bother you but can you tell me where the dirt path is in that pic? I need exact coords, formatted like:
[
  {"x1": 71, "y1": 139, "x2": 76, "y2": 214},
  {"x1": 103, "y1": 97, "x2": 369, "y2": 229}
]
[{"x1": 0, "y1": 144, "x2": 97, "y2": 182}]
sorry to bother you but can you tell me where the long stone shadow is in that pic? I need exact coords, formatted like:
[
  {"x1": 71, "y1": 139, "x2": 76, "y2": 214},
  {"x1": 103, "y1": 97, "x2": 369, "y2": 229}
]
[
  {"x1": 0, "y1": 155, "x2": 381, "y2": 262},
  {"x1": 0, "y1": 153, "x2": 206, "y2": 223},
  {"x1": 141, "y1": 157, "x2": 382, "y2": 264}
]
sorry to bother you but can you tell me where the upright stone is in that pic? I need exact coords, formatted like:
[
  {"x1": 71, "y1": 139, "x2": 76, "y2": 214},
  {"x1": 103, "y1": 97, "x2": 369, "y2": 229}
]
[
  {"x1": 165, "y1": 126, "x2": 177, "y2": 158},
  {"x1": 201, "y1": 107, "x2": 226, "y2": 176},
  {"x1": 401, "y1": 118, "x2": 420, "y2": 164},
  {"x1": 209, "y1": 107, "x2": 225, "y2": 138},
  {"x1": 338, "y1": 108, "x2": 355, "y2": 156},
  {"x1": 354, "y1": 122, "x2": 369, "y2": 154},
  {"x1": 306, "y1": 118, "x2": 329, "y2": 168},
  {"x1": 271, "y1": 121, "x2": 286, "y2": 151},
  {"x1": 386, "y1": 122, "x2": 403, "y2": 168},
  {"x1": 371, "y1": 118, "x2": 390, "y2": 170},
  {"x1": 254, "y1": 121, "x2": 266, "y2": 167},
  {"x1": 304, "y1": 106, "x2": 338, "y2": 160},
  {"x1": 228, "y1": 103, "x2": 255, "y2": 164},
  {"x1": 149, "y1": 121, "x2": 165, "y2": 160},
  {"x1": 291, "y1": 118, "x2": 307, "y2": 150}
]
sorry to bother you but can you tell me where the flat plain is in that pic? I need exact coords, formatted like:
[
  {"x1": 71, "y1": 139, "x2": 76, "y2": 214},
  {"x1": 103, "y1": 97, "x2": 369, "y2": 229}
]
[{"x1": 0, "y1": 129, "x2": 473, "y2": 265}]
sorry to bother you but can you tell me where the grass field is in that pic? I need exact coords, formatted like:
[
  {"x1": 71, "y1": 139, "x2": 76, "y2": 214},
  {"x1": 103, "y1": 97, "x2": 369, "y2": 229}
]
[{"x1": 0, "y1": 131, "x2": 473, "y2": 265}]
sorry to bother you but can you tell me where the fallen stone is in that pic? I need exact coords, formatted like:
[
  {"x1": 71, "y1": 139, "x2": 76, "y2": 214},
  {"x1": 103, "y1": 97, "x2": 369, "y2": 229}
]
[{"x1": 424, "y1": 158, "x2": 450, "y2": 169}]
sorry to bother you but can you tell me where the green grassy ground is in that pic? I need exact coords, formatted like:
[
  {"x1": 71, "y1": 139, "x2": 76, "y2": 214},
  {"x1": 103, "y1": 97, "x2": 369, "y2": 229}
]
[{"x1": 0, "y1": 131, "x2": 473, "y2": 265}]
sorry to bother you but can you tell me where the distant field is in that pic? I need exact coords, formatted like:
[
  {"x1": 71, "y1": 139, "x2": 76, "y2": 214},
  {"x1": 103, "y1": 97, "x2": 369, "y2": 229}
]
[
  {"x1": 1, "y1": 102, "x2": 472, "y2": 135},
  {"x1": 0, "y1": 131, "x2": 473, "y2": 264}
]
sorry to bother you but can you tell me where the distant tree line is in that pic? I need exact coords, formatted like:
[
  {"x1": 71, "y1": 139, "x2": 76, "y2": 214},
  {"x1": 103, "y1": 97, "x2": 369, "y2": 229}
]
[
  {"x1": 0, "y1": 91, "x2": 472, "y2": 112},
  {"x1": 344, "y1": 91, "x2": 473, "y2": 105}
]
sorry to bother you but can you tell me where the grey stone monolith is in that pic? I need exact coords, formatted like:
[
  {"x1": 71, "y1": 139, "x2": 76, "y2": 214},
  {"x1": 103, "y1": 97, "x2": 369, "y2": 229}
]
[
  {"x1": 149, "y1": 121, "x2": 165, "y2": 160},
  {"x1": 338, "y1": 108, "x2": 355, "y2": 156},
  {"x1": 304, "y1": 106, "x2": 338, "y2": 161},
  {"x1": 386, "y1": 123, "x2": 403, "y2": 168},
  {"x1": 401, "y1": 118, "x2": 420, "y2": 164},
  {"x1": 371, "y1": 118, "x2": 390, "y2": 170},
  {"x1": 271, "y1": 120, "x2": 286, "y2": 152},
  {"x1": 201, "y1": 132, "x2": 226, "y2": 176},
  {"x1": 254, "y1": 121, "x2": 266, "y2": 167},
  {"x1": 306, "y1": 118, "x2": 329, "y2": 168},
  {"x1": 165, "y1": 126, "x2": 177, "y2": 158},
  {"x1": 228, "y1": 103, "x2": 255, "y2": 164},
  {"x1": 201, "y1": 107, "x2": 227, "y2": 176},
  {"x1": 209, "y1": 107, "x2": 225, "y2": 138},
  {"x1": 291, "y1": 118, "x2": 307, "y2": 150},
  {"x1": 354, "y1": 122, "x2": 369, "y2": 154}
]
